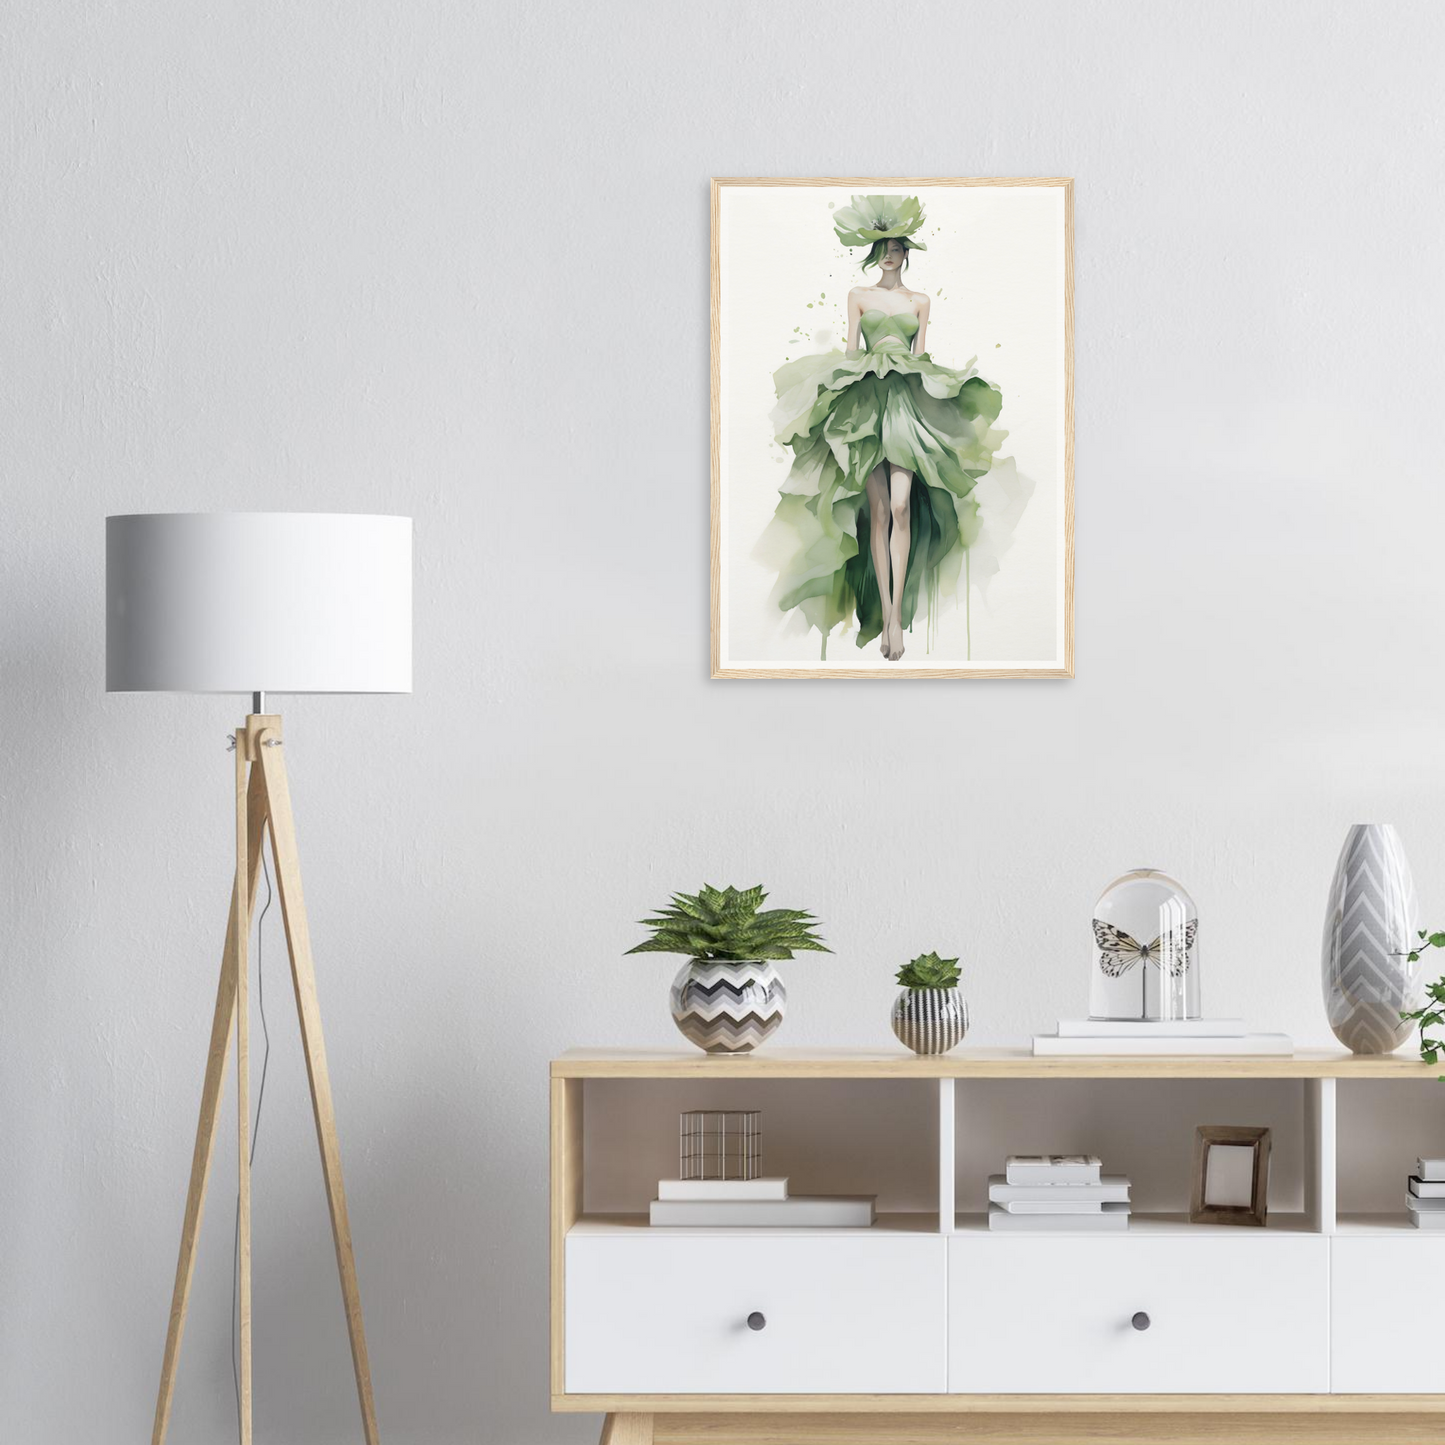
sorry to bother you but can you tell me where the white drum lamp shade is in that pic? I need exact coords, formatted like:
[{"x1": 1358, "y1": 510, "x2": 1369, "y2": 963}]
[{"x1": 107, "y1": 513, "x2": 412, "y2": 694}]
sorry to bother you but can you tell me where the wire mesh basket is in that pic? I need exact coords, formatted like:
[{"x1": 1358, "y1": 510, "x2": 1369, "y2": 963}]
[{"x1": 679, "y1": 1109, "x2": 761, "y2": 1181}]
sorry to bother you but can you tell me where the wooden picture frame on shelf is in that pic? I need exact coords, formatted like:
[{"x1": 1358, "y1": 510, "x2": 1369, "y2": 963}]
[{"x1": 1190, "y1": 1124, "x2": 1271, "y2": 1227}]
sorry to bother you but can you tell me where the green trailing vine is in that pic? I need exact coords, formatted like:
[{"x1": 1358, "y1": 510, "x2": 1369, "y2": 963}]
[
  {"x1": 1399, "y1": 929, "x2": 1445, "y2": 1075},
  {"x1": 895, "y1": 951, "x2": 961, "y2": 990}
]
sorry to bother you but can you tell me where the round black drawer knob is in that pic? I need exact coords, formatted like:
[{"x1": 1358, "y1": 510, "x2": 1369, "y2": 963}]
[
  {"x1": 1131, "y1": 1311, "x2": 1151, "y2": 1332},
  {"x1": 747, "y1": 1312, "x2": 767, "y2": 1331}
]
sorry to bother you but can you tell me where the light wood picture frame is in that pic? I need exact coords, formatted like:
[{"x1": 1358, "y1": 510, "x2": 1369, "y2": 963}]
[
  {"x1": 1190, "y1": 1124, "x2": 1272, "y2": 1227},
  {"x1": 710, "y1": 176, "x2": 1073, "y2": 680}
]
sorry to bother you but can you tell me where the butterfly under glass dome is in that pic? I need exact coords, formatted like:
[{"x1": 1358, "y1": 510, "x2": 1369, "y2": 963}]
[
  {"x1": 1092, "y1": 918, "x2": 1198, "y2": 978},
  {"x1": 1089, "y1": 869, "x2": 1202, "y2": 1021}
]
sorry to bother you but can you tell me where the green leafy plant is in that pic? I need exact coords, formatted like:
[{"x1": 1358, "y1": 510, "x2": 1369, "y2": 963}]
[
  {"x1": 1399, "y1": 929, "x2": 1445, "y2": 1074},
  {"x1": 895, "y1": 951, "x2": 961, "y2": 991},
  {"x1": 626, "y1": 884, "x2": 830, "y2": 963}
]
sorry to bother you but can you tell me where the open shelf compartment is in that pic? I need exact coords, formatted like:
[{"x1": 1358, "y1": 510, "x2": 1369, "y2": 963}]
[
  {"x1": 947, "y1": 1075, "x2": 1330, "y2": 1234},
  {"x1": 575, "y1": 1076, "x2": 944, "y2": 1229},
  {"x1": 1335, "y1": 1076, "x2": 1445, "y2": 1234}
]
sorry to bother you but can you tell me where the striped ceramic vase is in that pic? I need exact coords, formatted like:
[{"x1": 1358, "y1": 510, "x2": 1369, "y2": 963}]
[
  {"x1": 670, "y1": 960, "x2": 786, "y2": 1054},
  {"x1": 1321, "y1": 823, "x2": 1423, "y2": 1055},
  {"x1": 891, "y1": 987, "x2": 969, "y2": 1055}
]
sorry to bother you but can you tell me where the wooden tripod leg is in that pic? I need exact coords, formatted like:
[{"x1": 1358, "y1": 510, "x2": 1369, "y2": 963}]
[
  {"x1": 235, "y1": 736, "x2": 253, "y2": 1444},
  {"x1": 258, "y1": 734, "x2": 381, "y2": 1445},
  {"x1": 152, "y1": 759, "x2": 268, "y2": 1445}
]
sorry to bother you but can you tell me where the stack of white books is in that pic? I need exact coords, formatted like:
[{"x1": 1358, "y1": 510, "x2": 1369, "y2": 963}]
[
  {"x1": 1033, "y1": 1018, "x2": 1293, "y2": 1056},
  {"x1": 1407, "y1": 1159, "x2": 1445, "y2": 1230},
  {"x1": 987, "y1": 1155, "x2": 1130, "y2": 1231},
  {"x1": 649, "y1": 1176, "x2": 876, "y2": 1227}
]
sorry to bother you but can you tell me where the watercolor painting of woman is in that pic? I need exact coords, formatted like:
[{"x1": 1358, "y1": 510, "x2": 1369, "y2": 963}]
[{"x1": 764, "y1": 194, "x2": 1008, "y2": 661}]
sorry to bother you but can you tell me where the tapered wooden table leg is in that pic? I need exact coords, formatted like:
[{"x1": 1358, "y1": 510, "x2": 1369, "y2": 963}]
[
  {"x1": 151, "y1": 761, "x2": 268, "y2": 1445},
  {"x1": 599, "y1": 1414, "x2": 655, "y2": 1445},
  {"x1": 259, "y1": 734, "x2": 381, "y2": 1445}
]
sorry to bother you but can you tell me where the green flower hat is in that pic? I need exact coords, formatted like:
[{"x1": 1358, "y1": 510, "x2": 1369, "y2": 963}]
[{"x1": 832, "y1": 193, "x2": 928, "y2": 251}]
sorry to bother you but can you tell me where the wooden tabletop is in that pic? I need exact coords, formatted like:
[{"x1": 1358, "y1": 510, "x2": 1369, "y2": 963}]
[{"x1": 552, "y1": 1046, "x2": 1442, "y2": 1080}]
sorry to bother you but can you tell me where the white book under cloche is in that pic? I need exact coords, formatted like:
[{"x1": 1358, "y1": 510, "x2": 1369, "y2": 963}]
[
  {"x1": 1032, "y1": 1032, "x2": 1293, "y2": 1057},
  {"x1": 1055, "y1": 1018, "x2": 1246, "y2": 1038}
]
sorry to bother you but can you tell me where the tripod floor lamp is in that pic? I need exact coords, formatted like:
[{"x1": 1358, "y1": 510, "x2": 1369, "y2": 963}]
[{"x1": 107, "y1": 512, "x2": 412, "y2": 1445}]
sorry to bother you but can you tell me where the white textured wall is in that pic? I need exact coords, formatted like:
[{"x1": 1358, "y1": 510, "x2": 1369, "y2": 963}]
[{"x1": 5, "y1": 3, "x2": 1445, "y2": 1441}]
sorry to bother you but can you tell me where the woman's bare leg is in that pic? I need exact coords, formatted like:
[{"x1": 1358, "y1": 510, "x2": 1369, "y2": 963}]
[
  {"x1": 865, "y1": 465, "x2": 892, "y2": 657},
  {"x1": 887, "y1": 465, "x2": 914, "y2": 660}
]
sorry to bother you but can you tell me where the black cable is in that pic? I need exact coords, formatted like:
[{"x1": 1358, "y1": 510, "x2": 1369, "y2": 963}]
[{"x1": 232, "y1": 839, "x2": 274, "y2": 1431}]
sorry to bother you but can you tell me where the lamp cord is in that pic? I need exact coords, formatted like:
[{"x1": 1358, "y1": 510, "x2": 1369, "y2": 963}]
[{"x1": 231, "y1": 839, "x2": 274, "y2": 1434}]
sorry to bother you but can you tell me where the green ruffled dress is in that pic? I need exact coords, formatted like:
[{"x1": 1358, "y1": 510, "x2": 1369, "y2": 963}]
[{"x1": 764, "y1": 308, "x2": 1006, "y2": 654}]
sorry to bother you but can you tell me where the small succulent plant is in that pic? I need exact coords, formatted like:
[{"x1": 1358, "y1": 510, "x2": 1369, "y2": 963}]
[
  {"x1": 626, "y1": 884, "x2": 830, "y2": 963},
  {"x1": 895, "y1": 951, "x2": 962, "y2": 990}
]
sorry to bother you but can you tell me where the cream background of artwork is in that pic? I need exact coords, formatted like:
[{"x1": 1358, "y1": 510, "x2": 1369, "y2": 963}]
[{"x1": 718, "y1": 183, "x2": 1065, "y2": 668}]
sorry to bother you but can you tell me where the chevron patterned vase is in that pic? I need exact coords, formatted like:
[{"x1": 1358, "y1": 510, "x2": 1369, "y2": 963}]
[
  {"x1": 1322, "y1": 823, "x2": 1423, "y2": 1055},
  {"x1": 891, "y1": 987, "x2": 969, "y2": 1055},
  {"x1": 670, "y1": 960, "x2": 786, "y2": 1054}
]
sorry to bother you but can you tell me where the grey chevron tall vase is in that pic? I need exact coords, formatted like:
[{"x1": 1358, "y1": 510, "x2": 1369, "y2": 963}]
[{"x1": 1321, "y1": 823, "x2": 1423, "y2": 1055}]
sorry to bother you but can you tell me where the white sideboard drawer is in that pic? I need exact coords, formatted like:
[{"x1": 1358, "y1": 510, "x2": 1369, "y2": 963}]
[
  {"x1": 565, "y1": 1231, "x2": 946, "y2": 1394},
  {"x1": 948, "y1": 1234, "x2": 1328, "y2": 1393},
  {"x1": 1332, "y1": 1235, "x2": 1445, "y2": 1392}
]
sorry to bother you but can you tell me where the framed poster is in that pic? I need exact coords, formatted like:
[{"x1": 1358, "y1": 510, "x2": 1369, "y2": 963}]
[{"x1": 711, "y1": 177, "x2": 1073, "y2": 679}]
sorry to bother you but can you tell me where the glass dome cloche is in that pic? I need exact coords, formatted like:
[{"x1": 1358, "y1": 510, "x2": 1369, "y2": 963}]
[{"x1": 1090, "y1": 869, "x2": 1200, "y2": 1021}]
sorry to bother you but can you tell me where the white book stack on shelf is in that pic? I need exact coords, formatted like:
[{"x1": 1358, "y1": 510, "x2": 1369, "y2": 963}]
[
  {"x1": 657, "y1": 1177, "x2": 789, "y2": 1201},
  {"x1": 1407, "y1": 1159, "x2": 1445, "y2": 1230},
  {"x1": 649, "y1": 1176, "x2": 876, "y2": 1227},
  {"x1": 987, "y1": 1155, "x2": 1131, "y2": 1232},
  {"x1": 1033, "y1": 1018, "x2": 1294, "y2": 1056}
]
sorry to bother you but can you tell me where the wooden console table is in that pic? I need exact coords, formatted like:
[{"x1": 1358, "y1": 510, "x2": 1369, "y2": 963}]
[{"x1": 551, "y1": 1048, "x2": 1445, "y2": 1444}]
